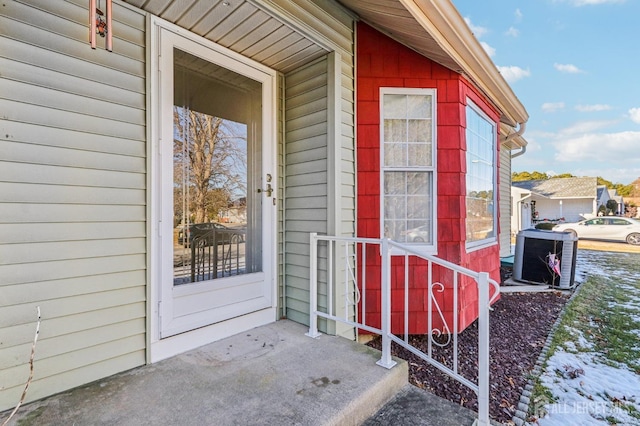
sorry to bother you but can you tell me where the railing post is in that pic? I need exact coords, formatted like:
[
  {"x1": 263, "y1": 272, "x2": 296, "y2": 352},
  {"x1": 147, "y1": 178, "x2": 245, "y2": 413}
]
[
  {"x1": 306, "y1": 233, "x2": 321, "y2": 338},
  {"x1": 376, "y1": 238, "x2": 397, "y2": 369},
  {"x1": 477, "y1": 271, "x2": 490, "y2": 425}
]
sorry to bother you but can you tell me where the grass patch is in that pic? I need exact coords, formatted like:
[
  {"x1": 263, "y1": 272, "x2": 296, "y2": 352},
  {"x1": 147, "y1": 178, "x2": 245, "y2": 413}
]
[
  {"x1": 528, "y1": 252, "x2": 640, "y2": 419},
  {"x1": 547, "y1": 274, "x2": 640, "y2": 371}
]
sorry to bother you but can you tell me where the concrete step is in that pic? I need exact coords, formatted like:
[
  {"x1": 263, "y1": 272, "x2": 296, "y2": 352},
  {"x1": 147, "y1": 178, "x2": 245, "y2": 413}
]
[
  {"x1": 3, "y1": 320, "x2": 407, "y2": 426},
  {"x1": 364, "y1": 384, "x2": 477, "y2": 426}
]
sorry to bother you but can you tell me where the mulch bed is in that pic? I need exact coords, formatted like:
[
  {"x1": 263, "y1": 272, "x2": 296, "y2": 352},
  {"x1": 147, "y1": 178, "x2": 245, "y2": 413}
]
[{"x1": 367, "y1": 290, "x2": 569, "y2": 424}]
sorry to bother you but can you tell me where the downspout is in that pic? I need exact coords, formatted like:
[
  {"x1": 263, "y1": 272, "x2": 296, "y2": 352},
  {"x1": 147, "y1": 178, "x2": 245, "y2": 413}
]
[{"x1": 506, "y1": 122, "x2": 527, "y2": 158}]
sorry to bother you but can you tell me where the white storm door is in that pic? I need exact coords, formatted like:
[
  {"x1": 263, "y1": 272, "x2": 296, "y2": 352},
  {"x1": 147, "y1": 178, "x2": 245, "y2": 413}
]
[{"x1": 158, "y1": 27, "x2": 276, "y2": 338}]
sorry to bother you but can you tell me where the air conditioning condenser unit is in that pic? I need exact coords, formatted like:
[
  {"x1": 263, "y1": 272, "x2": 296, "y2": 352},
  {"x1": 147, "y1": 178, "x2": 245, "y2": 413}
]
[{"x1": 513, "y1": 229, "x2": 578, "y2": 289}]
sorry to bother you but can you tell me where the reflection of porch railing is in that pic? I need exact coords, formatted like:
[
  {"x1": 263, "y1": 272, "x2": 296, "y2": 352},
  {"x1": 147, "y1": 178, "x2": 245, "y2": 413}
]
[
  {"x1": 190, "y1": 230, "x2": 245, "y2": 281},
  {"x1": 307, "y1": 233, "x2": 500, "y2": 426}
]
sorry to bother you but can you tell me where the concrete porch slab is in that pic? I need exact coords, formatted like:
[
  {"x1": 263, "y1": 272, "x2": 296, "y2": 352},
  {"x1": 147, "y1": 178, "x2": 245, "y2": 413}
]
[
  {"x1": 500, "y1": 278, "x2": 554, "y2": 293},
  {"x1": 3, "y1": 320, "x2": 407, "y2": 426}
]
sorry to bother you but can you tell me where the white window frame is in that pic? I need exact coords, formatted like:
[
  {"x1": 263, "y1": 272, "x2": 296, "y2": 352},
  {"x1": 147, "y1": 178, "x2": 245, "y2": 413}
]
[
  {"x1": 379, "y1": 87, "x2": 437, "y2": 254},
  {"x1": 465, "y1": 99, "x2": 497, "y2": 251}
]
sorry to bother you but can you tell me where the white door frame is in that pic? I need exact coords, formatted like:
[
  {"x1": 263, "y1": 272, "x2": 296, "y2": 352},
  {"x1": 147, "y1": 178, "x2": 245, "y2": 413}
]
[{"x1": 148, "y1": 17, "x2": 278, "y2": 362}]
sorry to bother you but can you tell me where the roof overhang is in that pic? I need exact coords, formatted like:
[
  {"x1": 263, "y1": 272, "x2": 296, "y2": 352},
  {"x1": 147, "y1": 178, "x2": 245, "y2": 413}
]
[{"x1": 338, "y1": 0, "x2": 529, "y2": 129}]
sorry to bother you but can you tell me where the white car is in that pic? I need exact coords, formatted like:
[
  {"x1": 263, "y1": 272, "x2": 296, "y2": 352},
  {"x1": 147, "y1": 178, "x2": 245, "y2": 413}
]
[{"x1": 552, "y1": 217, "x2": 640, "y2": 245}]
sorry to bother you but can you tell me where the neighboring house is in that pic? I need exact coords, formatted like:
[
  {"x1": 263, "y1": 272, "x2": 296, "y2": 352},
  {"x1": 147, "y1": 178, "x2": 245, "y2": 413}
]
[
  {"x1": 607, "y1": 189, "x2": 624, "y2": 215},
  {"x1": 511, "y1": 185, "x2": 534, "y2": 234},
  {"x1": 511, "y1": 177, "x2": 598, "y2": 232},
  {"x1": 596, "y1": 185, "x2": 611, "y2": 214},
  {"x1": 0, "y1": 0, "x2": 527, "y2": 411}
]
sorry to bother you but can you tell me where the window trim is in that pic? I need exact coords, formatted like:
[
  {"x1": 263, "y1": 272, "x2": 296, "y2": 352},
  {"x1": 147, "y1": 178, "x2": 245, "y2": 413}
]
[
  {"x1": 465, "y1": 98, "x2": 498, "y2": 252},
  {"x1": 379, "y1": 87, "x2": 437, "y2": 254}
]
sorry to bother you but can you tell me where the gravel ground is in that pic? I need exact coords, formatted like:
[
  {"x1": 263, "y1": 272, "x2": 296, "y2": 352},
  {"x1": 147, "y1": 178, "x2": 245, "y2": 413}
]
[{"x1": 368, "y1": 291, "x2": 570, "y2": 424}]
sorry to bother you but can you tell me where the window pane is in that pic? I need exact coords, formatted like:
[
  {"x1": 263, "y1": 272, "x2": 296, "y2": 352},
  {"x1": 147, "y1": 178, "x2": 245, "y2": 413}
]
[
  {"x1": 407, "y1": 196, "x2": 429, "y2": 218},
  {"x1": 173, "y1": 48, "x2": 262, "y2": 285},
  {"x1": 384, "y1": 142, "x2": 407, "y2": 167},
  {"x1": 407, "y1": 95, "x2": 431, "y2": 118},
  {"x1": 383, "y1": 171, "x2": 432, "y2": 243},
  {"x1": 407, "y1": 119, "x2": 431, "y2": 142},
  {"x1": 384, "y1": 196, "x2": 407, "y2": 221},
  {"x1": 465, "y1": 102, "x2": 495, "y2": 244},
  {"x1": 408, "y1": 142, "x2": 432, "y2": 167},
  {"x1": 383, "y1": 95, "x2": 407, "y2": 118},
  {"x1": 384, "y1": 119, "x2": 407, "y2": 142},
  {"x1": 407, "y1": 172, "x2": 429, "y2": 195},
  {"x1": 384, "y1": 171, "x2": 406, "y2": 195}
]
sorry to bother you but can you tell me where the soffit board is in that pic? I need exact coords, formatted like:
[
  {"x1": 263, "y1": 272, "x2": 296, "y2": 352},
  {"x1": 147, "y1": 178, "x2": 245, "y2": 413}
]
[{"x1": 338, "y1": 0, "x2": 528, "y2": 126}]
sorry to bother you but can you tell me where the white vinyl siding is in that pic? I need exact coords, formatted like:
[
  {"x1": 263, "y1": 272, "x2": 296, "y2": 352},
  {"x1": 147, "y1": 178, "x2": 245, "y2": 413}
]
[
  {"x1": 282, "y1": 9, "x2": 355, "y2": 333},
  {"x1": 499, "y1": 147, "x2": 512, "y2": 257},
  {"x1": 277, "y1": 73, "x2": 286, "y2": 320},
  {"x1": 284, "y1": 57, "x2": 330, "y2": 327},
  {"x1": 0, "y1": 0, "x2": 146, "y2": 411}
]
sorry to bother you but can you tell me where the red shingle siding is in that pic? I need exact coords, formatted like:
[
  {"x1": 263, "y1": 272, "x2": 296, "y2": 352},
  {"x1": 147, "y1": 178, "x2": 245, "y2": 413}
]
[{"x1": 356, "y1": 22, "x2": 500, "y2": 334}]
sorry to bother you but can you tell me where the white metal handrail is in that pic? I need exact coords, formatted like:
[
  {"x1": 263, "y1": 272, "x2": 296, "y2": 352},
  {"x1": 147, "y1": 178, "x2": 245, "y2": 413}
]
[{"x1": 307, "y1": 233, "x2": 500, "y2": 426}]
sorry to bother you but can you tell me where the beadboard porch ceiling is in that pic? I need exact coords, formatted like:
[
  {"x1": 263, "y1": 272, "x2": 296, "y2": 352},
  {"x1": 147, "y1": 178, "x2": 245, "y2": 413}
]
[{"x1": 122, "y1": 0, "x2": 329, "y2": 74}]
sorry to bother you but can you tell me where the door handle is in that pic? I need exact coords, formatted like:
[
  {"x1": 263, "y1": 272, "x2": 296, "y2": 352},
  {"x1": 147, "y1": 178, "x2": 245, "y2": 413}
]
[{"x1": 258, "y1": 183, "x2": 273, "y2": 197}]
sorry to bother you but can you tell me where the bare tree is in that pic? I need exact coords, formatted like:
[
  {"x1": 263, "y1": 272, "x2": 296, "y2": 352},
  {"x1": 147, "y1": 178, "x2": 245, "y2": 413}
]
[{"x1": 174, "y1": 107, "x2": 247, "y2": 225}]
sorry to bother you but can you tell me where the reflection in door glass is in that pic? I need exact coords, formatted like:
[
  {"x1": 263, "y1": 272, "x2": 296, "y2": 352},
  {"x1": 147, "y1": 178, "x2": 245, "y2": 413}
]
[{"x1": 172, "y1": 49, "x2": 263, "y2": 285}]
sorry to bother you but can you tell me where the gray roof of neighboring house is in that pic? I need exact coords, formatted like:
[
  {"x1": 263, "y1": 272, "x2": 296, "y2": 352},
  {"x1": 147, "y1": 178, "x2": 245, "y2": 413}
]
[
  {"x1": 597, "y1": 185, "x2": 608, "y2": 200},
  {"x1": 608, "y1": 189, "x2": 623, "y2": 202},
  {"x1": 512, "y1": 177, "x2": 597, "y2": 198}
]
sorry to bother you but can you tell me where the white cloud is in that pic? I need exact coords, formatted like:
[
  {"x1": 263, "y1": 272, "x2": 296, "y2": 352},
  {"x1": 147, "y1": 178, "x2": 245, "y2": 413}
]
[
  {"x1": 505, "y1": 27, "x2": 519, "y2": 37},
  {"x1": 542, "y1": 102, "x2": 565, "y2": 113},
  {"x1": 575, "y1": 104, "x2": 612, "y2": 112},
  {"x1": 558, "y1": 120, "x2": 617, "y2": 136},
  {"x1": 515, "y1": 8, "x2": 523, "y2": 22},
  {"x1": 516, "y1": 125, "x2": 640, "y2": 184},
  {"x1": 554, "y1": 131, "x2": 640, "y2": 163},
  {"x1": 554, "y1": 63, "x2": 585, "y2": 74},
  {"x1": 463, "y1": 17, "x2": 488, "y2": 38},
  {"x1": 480, "y1": 41, "x2": 496, "y2": 57},
  {"x1": 497, "y1": 65, "x2": 530, "y2": 83},
  {"x1": 629, "y1": 108, "x2": 640, "y2": 124}
]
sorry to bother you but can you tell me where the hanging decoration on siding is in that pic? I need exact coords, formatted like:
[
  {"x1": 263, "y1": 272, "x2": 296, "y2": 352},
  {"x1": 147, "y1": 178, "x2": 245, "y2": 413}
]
[{"x1": 89, "y1": 0, "x2": 112, "y2": 51}]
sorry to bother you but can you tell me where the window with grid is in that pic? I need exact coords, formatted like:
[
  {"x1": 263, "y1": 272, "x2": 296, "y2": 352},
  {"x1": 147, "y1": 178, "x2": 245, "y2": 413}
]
[
  {"x1": 381, "y1": 88, "x2": 436, "y2": 250},
  {"x1": 465, "y1": 100, "x2": 497, "y2": 248}
]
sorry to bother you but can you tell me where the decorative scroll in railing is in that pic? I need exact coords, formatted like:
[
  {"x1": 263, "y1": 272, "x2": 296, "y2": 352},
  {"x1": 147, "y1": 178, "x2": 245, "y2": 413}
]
[
  {"x1": 191, "y1": 229, "x2": 245, "y2": 281},
  {"x1": 307, "y1": 233, "x2": 500, "y2": 426}
]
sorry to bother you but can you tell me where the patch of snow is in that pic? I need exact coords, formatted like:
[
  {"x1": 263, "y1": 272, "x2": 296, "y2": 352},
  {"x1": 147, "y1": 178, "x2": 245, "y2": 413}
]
[
  {"x1": 536, "y1": 350, "x2": 640, "y2": 425},
  {"x1": 562, "y1": 326, "x2": 594, "y2": 351}
]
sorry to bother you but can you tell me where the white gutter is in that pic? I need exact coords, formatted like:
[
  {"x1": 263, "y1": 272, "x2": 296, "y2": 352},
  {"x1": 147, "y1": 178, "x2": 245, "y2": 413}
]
[
  {"x1": 505, "y1": 122, "x2": 527, "y2": 158},
  {"x1": 511, "y1": 145, "x2": 526, "y2": 159}
]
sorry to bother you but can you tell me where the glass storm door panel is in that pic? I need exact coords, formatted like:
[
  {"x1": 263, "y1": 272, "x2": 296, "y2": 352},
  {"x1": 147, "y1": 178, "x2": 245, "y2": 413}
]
[{"x1": 159, "y1": 29, "x2": 275, "y2": 338}]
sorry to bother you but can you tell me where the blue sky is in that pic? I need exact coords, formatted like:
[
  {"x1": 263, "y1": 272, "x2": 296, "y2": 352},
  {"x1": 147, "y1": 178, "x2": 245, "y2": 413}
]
[{"x1": 453, "y1": 0, "x2": 640, "y2": 185}]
